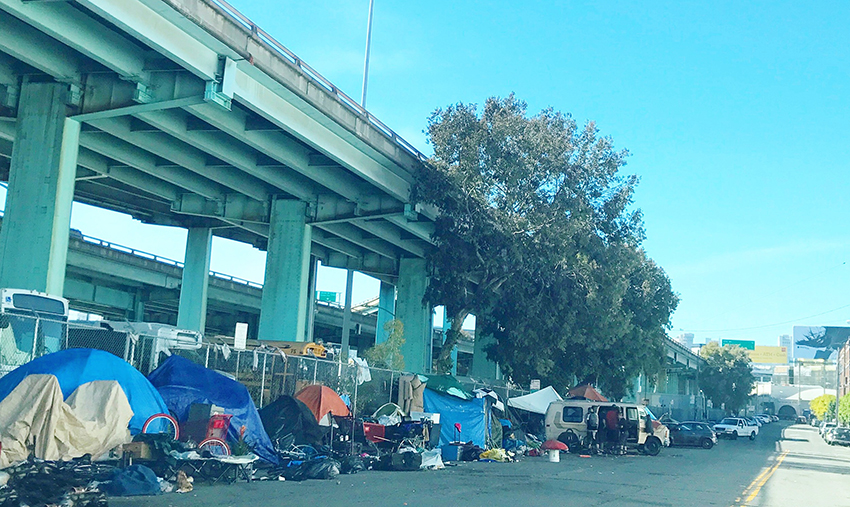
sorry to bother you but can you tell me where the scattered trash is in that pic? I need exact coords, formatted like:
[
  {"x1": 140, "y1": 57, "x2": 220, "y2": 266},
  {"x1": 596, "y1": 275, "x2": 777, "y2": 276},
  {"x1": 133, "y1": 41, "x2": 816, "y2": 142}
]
[
  {"x1": 175, "y1": 470, "x2": 194, "y2": 493},
  {"x1": 420, "y1": 449, "x2": 445, "y2": 470},
  {"x1": 285, "y1": 456, "x2": 341, "y2": 481},
  {"x1": 0, "y1": 456, "x2": 113, "y2": 506},
  {"x1": 104, "y1": 464, "x2": 162, "y2": 497}
]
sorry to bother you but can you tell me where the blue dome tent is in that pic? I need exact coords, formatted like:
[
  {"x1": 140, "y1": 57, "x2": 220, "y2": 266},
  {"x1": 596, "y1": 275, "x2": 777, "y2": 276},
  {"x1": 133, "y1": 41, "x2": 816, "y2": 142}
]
[
  {"x1": 0, "y1": 348, "x2": 169, "y2": 434},
  {"x1": 147, "y1": 355, "x2": 278, "y2": 463}
]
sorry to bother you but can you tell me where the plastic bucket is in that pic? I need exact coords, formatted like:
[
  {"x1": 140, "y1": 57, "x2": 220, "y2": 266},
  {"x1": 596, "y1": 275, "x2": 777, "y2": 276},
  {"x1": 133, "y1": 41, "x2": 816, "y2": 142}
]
[{"x1": 548, "y1": 449, "x2": 560, "y2": 463}]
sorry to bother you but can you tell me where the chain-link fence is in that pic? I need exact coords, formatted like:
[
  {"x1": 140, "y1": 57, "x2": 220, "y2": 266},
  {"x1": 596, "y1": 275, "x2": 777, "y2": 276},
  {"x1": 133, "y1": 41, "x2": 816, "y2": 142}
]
[
  {"x1": 0, "y1": 314, "x2": 529, "y2": 420},
  {"x1": 0, "y1": 314, "x2": 407, "y2": 417}
]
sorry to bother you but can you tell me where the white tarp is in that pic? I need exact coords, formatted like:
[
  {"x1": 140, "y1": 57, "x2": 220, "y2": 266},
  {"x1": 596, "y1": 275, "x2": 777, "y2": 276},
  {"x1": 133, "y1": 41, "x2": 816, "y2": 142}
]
[
  {"x1": 507, "y1": 386, "x2": 562, "y2": 415},
  {"x1": 0, "y1": 374, "x2": 133, "y2": 467}
]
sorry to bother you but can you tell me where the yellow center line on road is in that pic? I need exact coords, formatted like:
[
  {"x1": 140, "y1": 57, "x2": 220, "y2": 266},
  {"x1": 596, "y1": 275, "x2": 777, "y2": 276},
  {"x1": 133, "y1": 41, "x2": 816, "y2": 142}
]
[{"x1": 734, "y1": 450, "x2": 789, "y2": 506}]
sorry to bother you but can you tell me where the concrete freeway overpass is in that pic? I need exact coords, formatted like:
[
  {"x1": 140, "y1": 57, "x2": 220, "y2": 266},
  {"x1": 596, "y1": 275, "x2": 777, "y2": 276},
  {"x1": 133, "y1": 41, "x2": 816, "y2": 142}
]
[
  {"x1": 0, "y1": 0, "x2": 455, "y2": 372},
  {"x1": 61, "y1": 226, "x2": 379, "y2": 349}
]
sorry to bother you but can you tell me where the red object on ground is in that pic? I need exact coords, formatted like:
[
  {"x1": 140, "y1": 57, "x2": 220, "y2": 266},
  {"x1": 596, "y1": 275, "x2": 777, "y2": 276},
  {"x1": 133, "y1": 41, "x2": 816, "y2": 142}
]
[
  {"x1": 295, "y1": 384, "x2": 351, "y2": 422},
  {"x1": 542, "y1": 439, "x2": 569, "y2": 451}
]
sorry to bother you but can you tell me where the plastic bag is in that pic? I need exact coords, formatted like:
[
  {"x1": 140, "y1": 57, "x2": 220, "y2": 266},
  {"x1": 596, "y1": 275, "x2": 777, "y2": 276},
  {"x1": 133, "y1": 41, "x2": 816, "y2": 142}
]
[
  {"x1": 339, "y1": 455, "x2": 365, "y2": 474},
  {"x1": 287, "y1": 457, "x2": 341, "y2": 481},
  {"x1": 420, "y1": 449, "x2": 445, "y2": 470},
  {"x1": 479, "y1": 448, "x2": 508, "y2": 462}
]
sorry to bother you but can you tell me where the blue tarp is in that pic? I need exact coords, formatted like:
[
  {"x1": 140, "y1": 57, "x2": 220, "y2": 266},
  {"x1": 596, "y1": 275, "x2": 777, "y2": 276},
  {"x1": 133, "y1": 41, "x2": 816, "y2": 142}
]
[
  {"x1": 0, "y1": 348, "x2": 169, "y2": 434},
  {"x1": 423, "y1": 389, "x2": 488, "y2": 449},
  {"x1": 147, "y1": 355, "x2": 277, "y2": 464}
]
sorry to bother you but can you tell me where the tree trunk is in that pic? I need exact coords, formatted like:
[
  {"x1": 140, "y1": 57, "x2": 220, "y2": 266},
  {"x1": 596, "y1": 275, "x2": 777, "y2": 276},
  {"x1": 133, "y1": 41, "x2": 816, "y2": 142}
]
[{"x1": 435, "y1": 310, "x2": 469, "y2": 374}]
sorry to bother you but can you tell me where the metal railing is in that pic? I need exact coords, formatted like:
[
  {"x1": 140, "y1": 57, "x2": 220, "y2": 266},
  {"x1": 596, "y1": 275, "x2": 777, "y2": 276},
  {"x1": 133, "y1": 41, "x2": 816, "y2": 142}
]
[
  {"x1": 206, "y1": 0, "x2": 429, "y2": 164},
  {"x1": 74, "y1": 232, "x2": 264, "y2": 289}
]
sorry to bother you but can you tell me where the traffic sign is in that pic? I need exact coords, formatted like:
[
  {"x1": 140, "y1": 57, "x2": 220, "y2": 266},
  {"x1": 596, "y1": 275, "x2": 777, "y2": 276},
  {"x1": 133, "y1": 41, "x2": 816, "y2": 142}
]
[{"x1": 721, "y1": 339, "x2": 755, "y2": 350}]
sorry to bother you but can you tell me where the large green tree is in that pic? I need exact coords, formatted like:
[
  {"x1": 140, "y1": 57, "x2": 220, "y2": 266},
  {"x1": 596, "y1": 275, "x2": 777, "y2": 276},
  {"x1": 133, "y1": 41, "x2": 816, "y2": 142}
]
[
  {"x1": 699, "y1": 342, "x2": 755, "y2": 414},
  {"x1": 810, "y1": 394, "x2": 836, "y2": 421},
  {"x1": 838, "y1": 395, "x2": 850, "y2": 426},
  {"x1": 416, "y1": 94, "x2": 676, "y2": 392}
]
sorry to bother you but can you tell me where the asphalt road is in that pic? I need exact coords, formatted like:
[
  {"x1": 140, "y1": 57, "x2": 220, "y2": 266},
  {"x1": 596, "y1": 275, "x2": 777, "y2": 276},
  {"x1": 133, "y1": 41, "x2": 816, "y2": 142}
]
[{"x1": 112, "y1": 421, "x2": 850, "y2": 507}]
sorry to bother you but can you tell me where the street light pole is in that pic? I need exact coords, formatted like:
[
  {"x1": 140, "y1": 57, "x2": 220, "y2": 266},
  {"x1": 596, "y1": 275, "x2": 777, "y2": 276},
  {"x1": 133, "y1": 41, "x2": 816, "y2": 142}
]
[{"x1": 360, "y1": 0, "x2": 375, "y2": 108}]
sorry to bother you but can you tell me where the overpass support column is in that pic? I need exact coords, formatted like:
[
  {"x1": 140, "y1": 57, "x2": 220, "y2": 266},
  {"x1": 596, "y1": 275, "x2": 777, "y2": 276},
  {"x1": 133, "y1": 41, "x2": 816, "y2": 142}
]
[
  {"x1": 471, "y1": 319, "x2": 500, "y2": 380},
  {"x1": 258, "y1": 199, "x2": 311, "y2": 342},
  {"x1": 395, "y1": 258, "x2": 430, "y2": 373},
  {"x1": 0, "y1": 82, "x2": 79, "y2": 294},
  {"x1": 375, "y1": 281, "x2": 396, "y2": 344},
  {"x1": 177, "y1": 227, "x2": 212, "y2": 331}
]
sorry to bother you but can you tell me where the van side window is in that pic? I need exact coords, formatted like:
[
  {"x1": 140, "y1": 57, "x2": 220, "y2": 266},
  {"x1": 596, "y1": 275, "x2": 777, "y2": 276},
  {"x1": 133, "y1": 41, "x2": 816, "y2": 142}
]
[
  {"x1": 562, "y1": 406, "x2": 583, "y2": 423},
  {"x1": 626, "y1": 407, "x2": 638, "y2": 421}
]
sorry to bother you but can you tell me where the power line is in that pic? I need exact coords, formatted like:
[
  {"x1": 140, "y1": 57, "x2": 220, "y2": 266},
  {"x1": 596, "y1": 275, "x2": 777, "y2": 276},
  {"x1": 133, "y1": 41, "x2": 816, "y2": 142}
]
[{"x1": 683, "y1": 302, "x2": 850, "y2": 333}]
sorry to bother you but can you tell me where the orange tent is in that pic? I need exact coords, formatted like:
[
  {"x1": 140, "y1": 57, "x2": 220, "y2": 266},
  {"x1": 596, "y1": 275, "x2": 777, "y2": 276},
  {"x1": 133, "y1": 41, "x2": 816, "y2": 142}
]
[
  {"x1": 567, "y1": 384, "x2": 608, "y2": 402},
  {"x1": 295, "y1": 385, "x2": 351, "y2": 423}
]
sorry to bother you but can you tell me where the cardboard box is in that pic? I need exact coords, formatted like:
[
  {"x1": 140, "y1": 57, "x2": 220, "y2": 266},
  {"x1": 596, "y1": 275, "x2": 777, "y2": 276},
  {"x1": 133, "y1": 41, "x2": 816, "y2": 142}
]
[{"x1": 123, "y1": 441, "x2": 152, "y2": 460}]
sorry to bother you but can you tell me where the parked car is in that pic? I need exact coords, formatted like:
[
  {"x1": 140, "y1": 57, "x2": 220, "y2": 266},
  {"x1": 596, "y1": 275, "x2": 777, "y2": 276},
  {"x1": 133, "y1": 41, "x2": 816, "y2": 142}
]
[
  {"x1": 745, "y1": 417, "x2": 762, "y2": 428},
  {"x1": 755, "y1": 414, "x2": 771, "y2": 425},
  {"x1": 544, "y1": 400, "x2": 670, "y2": 456},
  {"x1": 713, "y1": 417, "x2": 758, "y2": 440},
  {"x1": 820, "y1": 422, "x2": 837, "y2": 438},
  {"x1": 668, "y1": 421, "x2": 717, "y2": 449},
  {"x1": 828, "y1": 427, "x2": 850, "y2": 446}
]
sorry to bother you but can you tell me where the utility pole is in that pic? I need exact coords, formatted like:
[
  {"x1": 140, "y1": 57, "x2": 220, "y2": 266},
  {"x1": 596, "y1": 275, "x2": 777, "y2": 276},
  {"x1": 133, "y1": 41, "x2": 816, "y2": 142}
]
[{"x1": 360, "y1": 0, "x2": 375, "y2": 108}]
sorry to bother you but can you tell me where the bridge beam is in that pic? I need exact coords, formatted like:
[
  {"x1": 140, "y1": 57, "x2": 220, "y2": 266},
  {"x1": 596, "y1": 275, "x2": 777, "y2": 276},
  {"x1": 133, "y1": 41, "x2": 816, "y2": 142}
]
[
  {"x1": 177, "y1": 227, "x2": 212, "y2": 332},
  {"x1": 395, "y1": 258, "x2": 430, "y2": 373},
  {"x1": 0, "y1": 81, "x2": 79, "y2": 294},
  {"x1": 257, "y1": 199, "x2": 312, "y2": 343}
]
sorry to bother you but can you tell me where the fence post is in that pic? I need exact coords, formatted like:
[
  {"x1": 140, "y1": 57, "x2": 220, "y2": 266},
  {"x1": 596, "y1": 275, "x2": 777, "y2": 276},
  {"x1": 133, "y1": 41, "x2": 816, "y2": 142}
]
[
  {"x1": 260, "y1": 353, "x2": 268, "y2": 408},
  {"x1": 389, "y1": 370, "x2": 394, "y2": 404},
  {"x1": 313, "y1": 357, "x2": 318, "y2": 384},
  {"x1": 351, "y1": 377, "x2": 358, "y2": 455},
  {"x1": 31, "y1": 317, "x2": 40, "y2": 361},
  {"x1": 235, "y1": 350, "x2": 240, "y2": 382},
  {"x1": 204, "y1": 345, "x2": 210, "y2": 368}
]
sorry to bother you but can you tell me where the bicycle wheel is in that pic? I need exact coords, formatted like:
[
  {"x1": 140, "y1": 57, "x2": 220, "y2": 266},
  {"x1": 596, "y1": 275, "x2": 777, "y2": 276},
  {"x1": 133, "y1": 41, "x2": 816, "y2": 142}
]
[
  {"x1": 198, "y1": 437, "x2": 231, "y2": 457},
  {"x1": 142, "y1": 413, "x2": 180, "y2": 440}
]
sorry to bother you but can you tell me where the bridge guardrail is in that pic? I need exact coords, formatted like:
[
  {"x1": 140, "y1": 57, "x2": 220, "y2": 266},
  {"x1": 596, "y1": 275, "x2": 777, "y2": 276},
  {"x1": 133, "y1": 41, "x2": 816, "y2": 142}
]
[{"x1": 206, "y1": 0, "x2": 430, "y2": 164}]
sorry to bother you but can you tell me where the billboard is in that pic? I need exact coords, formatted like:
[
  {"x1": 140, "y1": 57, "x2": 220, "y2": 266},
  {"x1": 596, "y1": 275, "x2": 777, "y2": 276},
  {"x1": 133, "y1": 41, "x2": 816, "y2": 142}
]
[
  {"x1": 748, "y1": 346, "x2": 789, "y2": 364},
  {"x1": 792, "y1": 326, "x2": 850, "y2": 361},
  {"x1": 721, "y1": 339, "x2": 755, "y2": 350}
]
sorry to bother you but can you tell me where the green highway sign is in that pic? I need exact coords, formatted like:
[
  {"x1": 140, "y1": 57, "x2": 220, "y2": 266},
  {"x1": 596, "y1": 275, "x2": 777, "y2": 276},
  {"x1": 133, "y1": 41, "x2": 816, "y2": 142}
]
[
  {"x1": 721, "y1": 339, "x2": 755, "y2": 351},
  {"x1": 317, "y1": 291, "x2": 338, "y2": 302}
]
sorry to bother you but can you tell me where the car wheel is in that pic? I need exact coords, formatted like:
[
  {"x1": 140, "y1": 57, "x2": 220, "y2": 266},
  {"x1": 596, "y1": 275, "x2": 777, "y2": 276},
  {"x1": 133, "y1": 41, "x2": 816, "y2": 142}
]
[
  {"x1": 749, "y1": 432, "x2": 756, "y2": 441},
  {"x1": 701, "y1": 438, "x2": 714, "y2": 449},
  {"x1": 643, "y1": 437, "x2": 661, "y2": 456},
  {"x1": 730, "y1": 432, "x2": 738, "y2": 440},
  {"x1": 558, "y1": 431, "x2": 581, "y2": 453}
]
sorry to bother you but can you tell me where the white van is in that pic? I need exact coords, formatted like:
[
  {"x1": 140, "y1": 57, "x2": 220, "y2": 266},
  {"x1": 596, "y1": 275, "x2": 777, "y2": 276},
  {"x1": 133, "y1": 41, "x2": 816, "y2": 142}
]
[{"x1": 544, "y1": 400, "x2": 670, "y2": 456}]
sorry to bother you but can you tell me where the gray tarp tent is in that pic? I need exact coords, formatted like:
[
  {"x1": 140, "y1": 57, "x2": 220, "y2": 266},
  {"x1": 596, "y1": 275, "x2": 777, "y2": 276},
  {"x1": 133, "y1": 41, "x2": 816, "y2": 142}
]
[{"x1": 507, "y1": 386, "x2": 562, "y2": 415}]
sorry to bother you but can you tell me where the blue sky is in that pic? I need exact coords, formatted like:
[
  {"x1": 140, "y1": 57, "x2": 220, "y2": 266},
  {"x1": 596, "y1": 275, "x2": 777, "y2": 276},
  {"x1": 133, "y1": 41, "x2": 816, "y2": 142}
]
[{"x1": 14, "y1": 0, "x2": 850, "y2": 343}]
